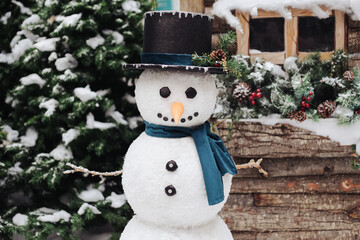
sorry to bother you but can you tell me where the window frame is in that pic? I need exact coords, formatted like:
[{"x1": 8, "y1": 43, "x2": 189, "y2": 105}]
[{"x1": 236, "y1": 7, "x2": 346, "y2": 64}]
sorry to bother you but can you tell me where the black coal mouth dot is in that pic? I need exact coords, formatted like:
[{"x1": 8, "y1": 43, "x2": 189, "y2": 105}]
[{"x1": 157, "y1": 112, "x2": 199, "y2": 123}]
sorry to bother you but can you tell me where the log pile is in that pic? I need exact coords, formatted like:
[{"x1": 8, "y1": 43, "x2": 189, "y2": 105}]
[{"x1": 215, "y1": 121, "x2": 360, "y2": 239}]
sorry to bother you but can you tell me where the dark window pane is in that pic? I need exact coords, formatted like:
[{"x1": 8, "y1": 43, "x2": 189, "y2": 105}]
[
  {"x1": 298, "y1": 16, "x2": 335, "y2": 52},
  {"x1": 249, "y1": 18, "x2": 284, "y2": 52}
]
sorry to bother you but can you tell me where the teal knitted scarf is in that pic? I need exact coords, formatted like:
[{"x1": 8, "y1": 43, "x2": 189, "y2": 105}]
[{"x1": 144, "y1": 121, "x2": 237, "y2": 205}]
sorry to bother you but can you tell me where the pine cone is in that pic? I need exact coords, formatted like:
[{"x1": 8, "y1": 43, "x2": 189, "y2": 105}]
[
  {"x1": 210, "y1": 49, "x2": 226, "y2": 61},
  {"x1": 317, "y1": 100, "x2": 336, "y2": 118},
  {"x1": 343, "y1": 71, "x2": 355, "y2": 81},
  {"x1": 294, "y1": 111, "x2": 307, "y2": 122},
  {"x1": 233, "y1": 82, "x2": 251, "y2": 103},
  {"x1": 288, "y1": 111, "x2": 296, "y2": 120}
]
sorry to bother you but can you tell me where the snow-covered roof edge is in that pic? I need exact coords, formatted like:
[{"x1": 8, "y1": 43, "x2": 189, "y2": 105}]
[{"x1": 212, "y1": 0, "x2": 360, "y2": 33}]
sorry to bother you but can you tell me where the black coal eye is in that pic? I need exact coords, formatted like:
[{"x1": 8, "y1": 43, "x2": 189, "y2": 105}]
[
  {"x1": 185, "y1": 87, "x2": 197, "y2": 99},
  {"x1": 160, "y1": 87, "x2": 171, "y2": 98}
]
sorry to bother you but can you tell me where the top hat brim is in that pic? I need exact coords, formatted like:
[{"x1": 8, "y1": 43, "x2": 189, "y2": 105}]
[{"x1": 123, "y1": 63, "x2": 225, "y2": 74}]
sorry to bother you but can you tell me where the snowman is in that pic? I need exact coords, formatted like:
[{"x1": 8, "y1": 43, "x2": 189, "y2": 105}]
[{"x1": 121, "y1": 11, "x2": 237, "y2": 240}]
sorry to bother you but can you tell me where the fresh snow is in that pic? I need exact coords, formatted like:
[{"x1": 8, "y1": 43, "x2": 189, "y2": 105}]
[
  {"x1": 30, "y1": 207, "x2": 58, "y2": 216},
  {"x1": 34, "y1": 38, "x2": 60, "y2": 52},
  {"x1": 2, "y1": 125, "x2": 19, "y2": 142},
  {"x1": 102, "y1": 30, "x2": 124, "y2": 45},
  {"x1": 50, "y1": 144, "x2": 73, "y2": 160},
  {"x1": 8, "y1": 162, "x2": 23, "y2": 175},
  {"x1": 48, "y1": 52, "x2": 58, "y2": 62},
  {"x1": 106, "y1": 192, "x2": 127, "y2": 208},
  {"x1": 122, "y1": 93, "x2": 136, "y2": 104},
  {"x1": 55, "y1": 53, "x2": 78, "y2": 71},
  {"x1": 11, "y1": 0, "x2": 32, "y2": 15},
  {"x1": 77, "y1": 203, "x2": 101, "y2": 215},
  {"x1": 62, "y1": 128, "x2": 80, "y2": 146},
  {"x1": 212, "y1": 0, "x2": 360, "y2": 32},
  {"x1": 54, "y1": 13, "x2": 82, "y2": 32},
  {"x1": 20, "y1": 73, "x2": 46, "y2": 88},
  {"x1": 21, "y1": 14, "x2": 41, "y2": 28},
  {"x1": 86, "y1": 113, "x2": 116, "y2": 129},
  {"x1": 0, "y1": 39, "x2": 33, "y2": 64},
  {"x1": 122, "y1": 0, "x2": 141, "y2": 13},
  {"x1": 39, "y1": 99, "x2": 59, "y2": 116},
  {"x1": 44, "y1": 0, "x2": 58, "y2": 7},
  {"x1": 106, "y1": 105, "x2": 128, "y2": 125},
  {"x1": 20, "y1": 127, "x2": 38, "y2": 147},
  {"x1": 1, "y1": 12, "x2": 11, "y2": 25},
  {"x1": 243, "y1": 114, "x2": 360, "y2": 154},
  {"x1": 127, "y1": 116, "x2": 143, "y2": 129},
  {"x1": 86, "y1": 34, "x2": 105, "y2": 49},
  {"x1": 284, "y1": 56, "x2": 299, "y2": 72},
  {"x1": 78, "y1": 189, "x2": 105, "y2": 202},
  {"x1": 37, "y1": 210, "x2": 71, "y2": 223},
  {"x1": 12, "y1": 213, "x2": 28, "y2": 226},
  {"x1": 74, "y1": 85, "x2": 97, "y2": 102}
]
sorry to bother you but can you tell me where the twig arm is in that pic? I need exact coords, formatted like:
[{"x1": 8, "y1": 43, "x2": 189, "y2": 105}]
[
  {"x1": 63, "y1": 163, "x2": 123, "y2": 177},
  {"x1": 236, "y1": 158, "x2": 268, "y2": 177}
]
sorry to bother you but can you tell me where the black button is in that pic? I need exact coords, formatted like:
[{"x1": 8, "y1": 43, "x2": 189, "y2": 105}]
[
  {"x1": 165, "y1": 185, "x2": 176, "y2": 196},
  {"x1": 166, "y1": 160, "x2": 178, "y2": 172}
]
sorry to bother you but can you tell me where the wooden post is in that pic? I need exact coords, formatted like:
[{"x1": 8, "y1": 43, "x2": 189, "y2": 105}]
[
  {"x1": 236, "y1": 11, "x2": 250, "y2": 55},
  {"x1": 180, "y1": 0, "x2": 204, "y2": 13},
  {"x1": 335, "y1": 10, "x2": 346, "y2": 51},
  {"x1": 285, "y1": 17, "x2": 298, "y2": 58}
]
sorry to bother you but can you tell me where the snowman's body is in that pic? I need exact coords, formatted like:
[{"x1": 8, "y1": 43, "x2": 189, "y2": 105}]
[{"x1": 120, "y1": 69, "x2": 234, "y2": 240}]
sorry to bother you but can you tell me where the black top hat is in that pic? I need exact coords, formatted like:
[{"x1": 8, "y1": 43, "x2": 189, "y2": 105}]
[{"x1": 123, "y1": 11, "x2": 224, "y2": 74}]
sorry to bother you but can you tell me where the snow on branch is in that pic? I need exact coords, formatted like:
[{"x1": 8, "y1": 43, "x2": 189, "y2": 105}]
[
  {"x1": 212, "y1": 0, "x2": 360, "y2": 32},
  {"x1": 236, "y1": 158, "x2": 269, "y2": 177},
  {"x1": 63, "y1": 163, "x2": 123, "y2": 176}
]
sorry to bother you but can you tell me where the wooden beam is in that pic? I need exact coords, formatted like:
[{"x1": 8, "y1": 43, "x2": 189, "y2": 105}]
[
  {"x1": 236, "y1": 11, "x2": 250, "y2": 55},
  {"x1": 335, "y1": 10, "x2": 346, "y2": 51},
  {"x1": 250, "y1": 51, "x2": 285, "y2": 64},
  {"x1": 299, "y1": 51, "x2": 334, "y2": 61},
  {"x1": 251, "y1": 7, "x2": 332, "y2": 19},
  {"x1": 285, "y1": 17, "x2": 298, "y2": 58},
  {"x1": 180, "y1": 0, "x2": 204, "y2": 13}
]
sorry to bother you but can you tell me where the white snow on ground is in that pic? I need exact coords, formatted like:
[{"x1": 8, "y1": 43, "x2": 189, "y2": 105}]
[
  {"x1": 39, "y1": 99, "x2": 59, "y2": 116},
  {"x1": 11, "y1": 0, "x2": 32, "y2": 15},
  {"x1": 106, "y1": 192, "x2": 127, "y2": 208},
  {"x1": 37, "y1": 210, "x2": 71, "y2": 223},
  {"x1": 62, "y1": 128, "x2": 80, "y2": 146},
  {"x1": 241, "y1": 114, "x2": 360, "y2": 154},
  {"x1": 55, "y1": 53, "x2": 78, "y2": 71},
  {"x1": 2, "y1": 125, "x2": 19, "y2": 142},
  {"x1": 54, "y1": 13, "x2": 82, "y2": 32},
  {"x1": 0, "y1": 39, "x2": 33, "y2": 64},
  {"x1": 102, "y1": 30, "x2": 124, "y2": 44},
  {"x1": 86, "y1": 34, "x2": 105, "y2": 49},
  {"x1": 127, "y1": 116, "x2": 143, "y2": 129},
  {"x1": 48, "y1": 52, "x2": 57, "y2": 62},
  {"x1": 122, "y1": 0, "x2": 141, "y2": 13},
  {"x1": 77, "y1": 203, "x2": 101, "y2": 215},
  {"x1": 212, "y1": 0, "x2": 360, "y2": 32},
  {"x1": 12, "y1": 213, "x2": 28, "y2": 226},
  {"x1": 86, "y1": 113, "x2": 116, "y2": 130},
  {"x1": 8, "y1": 162, "x2": 23, "y2": 175},
  {"x1": 34, "y1": 38, "x2": 60, "y2": 52},
  {"x1": 78, "y1": 189, "x2": 104, "y2": 202},
  {"x1": 1, "y1": 12, "x2": 11, "y2": 24},
  {"x1": 20, "y1": 73, "x2": 46, "y2": 88},
  {"x1": 74, "y1": 85, "x2": 97, "y2": 102},
  {"x1": 106, "y1": 105, "x2": 128, "y2": 125},
  {"x1": 50, "y1": 144, "x2": 73, "y2": 160},
  {"x1": 20, "y1": 127, "x2": 38, "y2": 147}
]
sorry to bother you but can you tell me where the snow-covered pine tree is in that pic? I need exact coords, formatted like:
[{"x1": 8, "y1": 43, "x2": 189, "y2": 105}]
[{"x1": 0, "y1": 0, "x2": 150, "y2": 239}]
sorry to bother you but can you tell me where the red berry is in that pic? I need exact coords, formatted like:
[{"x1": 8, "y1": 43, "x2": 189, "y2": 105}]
[
  {"x1": 214, "y1": 63, "x2": 220, "y2": 67},
  {"x1": 256, "y1": 89, "x2": 261, "y2": 93},
  {"x1": 307, "y1": 97, "x2": 311, "y2": 101},
  {"x1": 305, "y1": 103, "x2": 310, "y2": 108},
  {"x1": 256, "y1": 93, "x2": 262, "y2": 98},
  {"x1": 248, "y1": 96, "x2": 254, "y2": 101},
  {"x1": 301, "y1": 101, "x2": 306, "y2": 107},
  {"x1": 302, "y1": 97, "x2": 306, "y2": 100},
  {"x1": 251, "y1": 92, "x2": 256, "y2": 97},
  {"x1": 301, "y1": 107, "x2": 305, "y2": 111},
  {"x1": 251, "y1": 101, "x2": 256, "y2": 105},
  {"x1": 309, "y1": 91, "x2": 313, "y2": 96}
]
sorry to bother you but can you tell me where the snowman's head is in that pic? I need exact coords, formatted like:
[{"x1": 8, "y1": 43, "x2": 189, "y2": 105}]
[{"x1": 135, "y1": 69, "x2": 217, "y2": 127}]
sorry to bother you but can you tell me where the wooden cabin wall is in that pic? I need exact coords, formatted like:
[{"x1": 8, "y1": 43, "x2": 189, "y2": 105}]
[{"x1": 348, "y1": 18, "x2": 360, "y2": 69}]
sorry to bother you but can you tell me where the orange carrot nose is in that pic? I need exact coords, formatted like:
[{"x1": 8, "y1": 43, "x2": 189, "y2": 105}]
[{"x1": 171, "y1": 102, "x2": 184, "y2": 124}]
